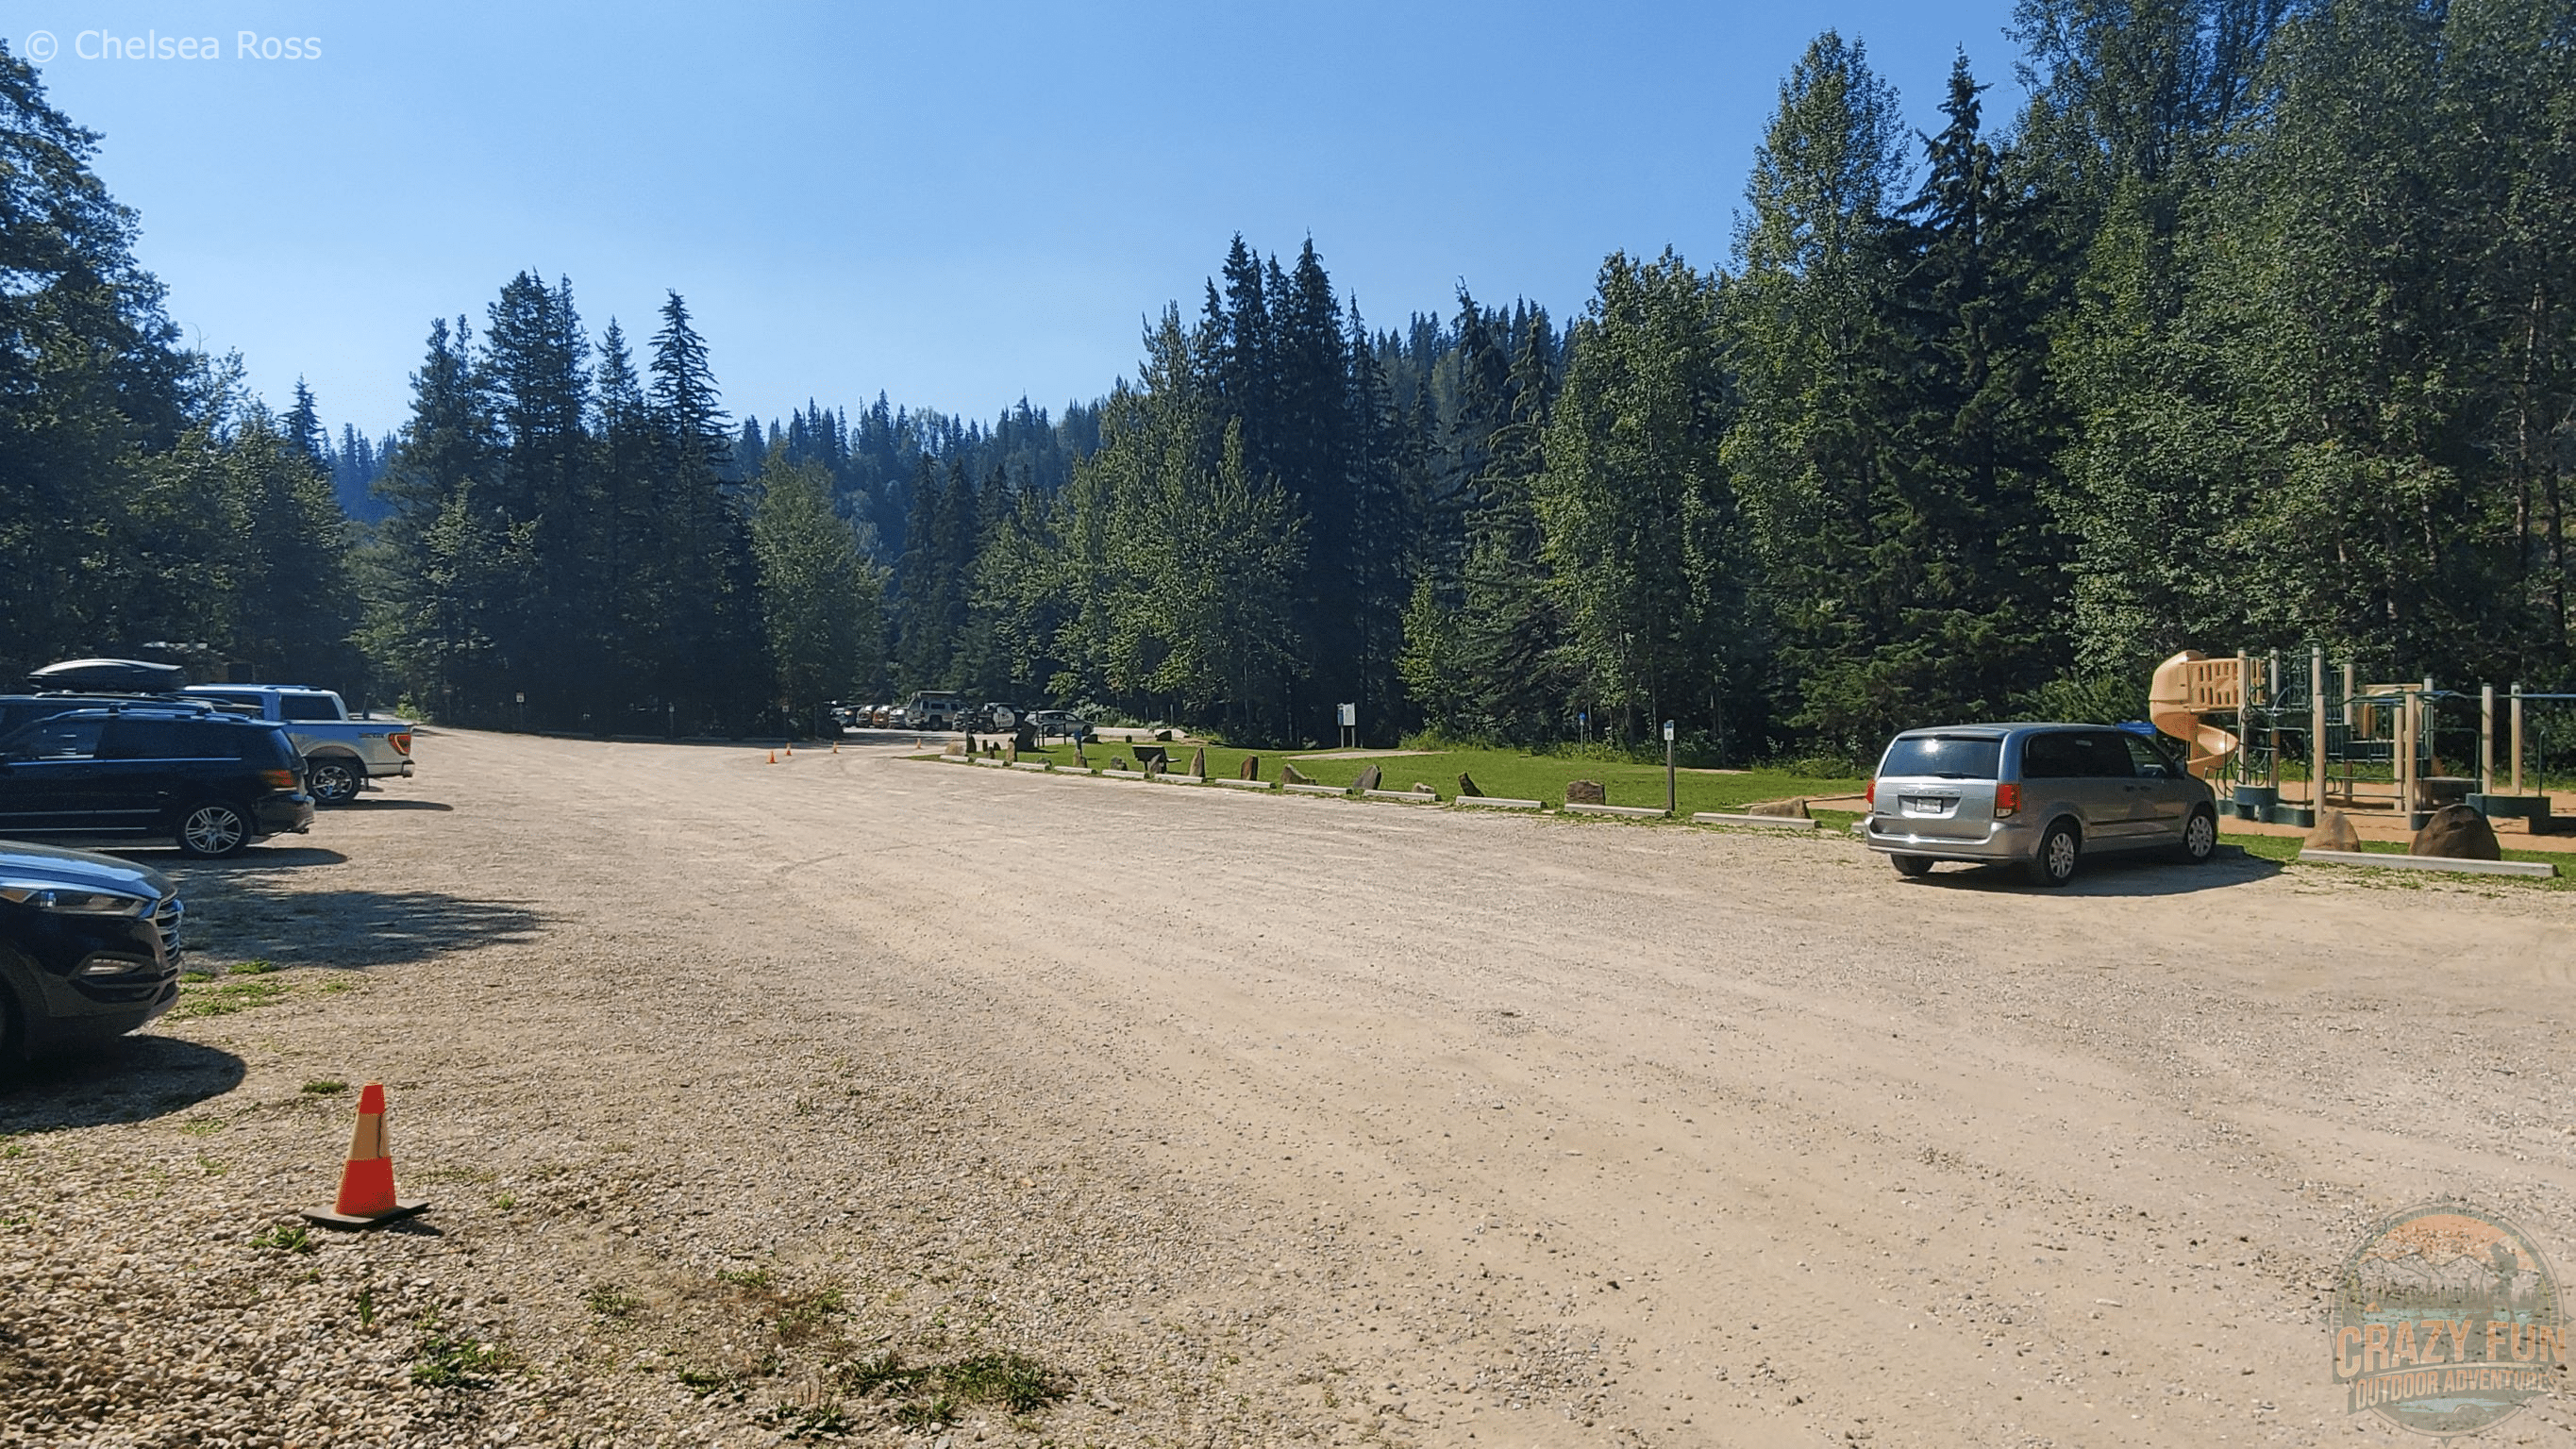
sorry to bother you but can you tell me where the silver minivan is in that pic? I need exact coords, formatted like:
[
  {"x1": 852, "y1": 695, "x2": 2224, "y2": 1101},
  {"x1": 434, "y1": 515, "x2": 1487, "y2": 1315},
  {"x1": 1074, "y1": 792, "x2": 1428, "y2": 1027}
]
[{"x1": 1864, "y1": 724, "x2": 2218, "y2": 885}]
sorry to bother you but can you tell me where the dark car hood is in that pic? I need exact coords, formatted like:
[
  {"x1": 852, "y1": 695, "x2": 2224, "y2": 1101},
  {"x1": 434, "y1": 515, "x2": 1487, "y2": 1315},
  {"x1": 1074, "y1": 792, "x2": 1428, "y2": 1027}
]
[{"x1": 0, "y1": 840, "x2": 174, "y2": 899}]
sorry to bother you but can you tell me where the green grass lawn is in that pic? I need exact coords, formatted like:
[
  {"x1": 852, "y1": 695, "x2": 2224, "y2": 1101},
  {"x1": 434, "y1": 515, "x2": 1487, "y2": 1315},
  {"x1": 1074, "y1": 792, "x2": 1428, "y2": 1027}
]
[{"x1": 966, "y1": 740, "x2": 1863, "y2": 815}]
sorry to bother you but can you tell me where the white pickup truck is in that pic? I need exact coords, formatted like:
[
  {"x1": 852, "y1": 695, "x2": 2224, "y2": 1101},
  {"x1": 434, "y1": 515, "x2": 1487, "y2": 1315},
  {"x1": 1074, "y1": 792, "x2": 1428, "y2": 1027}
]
[{"x1": 180, "y1": 686, "x2": 415, "y2": 806}]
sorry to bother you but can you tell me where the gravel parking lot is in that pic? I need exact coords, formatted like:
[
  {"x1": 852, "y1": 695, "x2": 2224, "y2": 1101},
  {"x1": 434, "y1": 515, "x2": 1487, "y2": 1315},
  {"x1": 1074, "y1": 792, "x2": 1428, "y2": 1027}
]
[{"x1": 6, "y1": 729, "x2": 2575, "y2": 1448}]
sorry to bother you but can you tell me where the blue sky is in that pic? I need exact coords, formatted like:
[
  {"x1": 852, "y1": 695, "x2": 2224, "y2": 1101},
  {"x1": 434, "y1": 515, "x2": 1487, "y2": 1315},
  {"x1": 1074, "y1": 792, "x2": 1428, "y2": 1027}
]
[{"x1": 18, "y1": 2, "x2": 2024, "y2": 441}]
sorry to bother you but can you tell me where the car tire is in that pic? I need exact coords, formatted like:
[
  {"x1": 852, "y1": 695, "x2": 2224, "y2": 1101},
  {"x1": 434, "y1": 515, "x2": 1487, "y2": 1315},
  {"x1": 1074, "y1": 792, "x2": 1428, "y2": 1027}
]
[
  {"x1": 0, "y1": 978, "x2": 24, "y2": 1075},
  {"x1": 176, "y1": 801, "x2": 252, "y2": 858},
  {"x1": 2024, "y1": 819, "x2": 2081, "y2": 888},
  {"x1": 308, "y1": 757, "x2": 362, "y2": 806},
  {"x1": 2176, "y1": 807, "x2": 2218, "y2": 865},
  {"x1": 1889, "y1": 854, "x2": 1934, "y2": 878}
]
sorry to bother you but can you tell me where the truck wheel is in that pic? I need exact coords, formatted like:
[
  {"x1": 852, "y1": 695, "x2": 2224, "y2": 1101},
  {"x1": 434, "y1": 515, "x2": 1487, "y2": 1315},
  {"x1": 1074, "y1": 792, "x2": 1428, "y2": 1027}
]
[
  {"x1": 308, "y1": 758, "x2": 362, "y2": 806},
  {"x1": 2024, "y1": 820, "x2": 2081, "y2": 888},
  {"x1": 177, "y1": 802, "x2": 251, "y2": 858}
]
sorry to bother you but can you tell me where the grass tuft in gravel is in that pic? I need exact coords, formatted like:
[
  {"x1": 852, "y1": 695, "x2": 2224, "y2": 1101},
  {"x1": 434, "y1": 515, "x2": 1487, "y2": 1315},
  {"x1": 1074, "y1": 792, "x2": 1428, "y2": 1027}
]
[
  {"x1": 230, "y1": 958, "x2": 279, "y2": 974},
  {"x1": 757, "y1": 1395, "x2": 856, "y2": 1440},
  {"x1": 410, "y1": 1317, "x2": 515, "y2": 1389},
  {"x1": 300, "y1": 1079, "x2": 346, "y2": 1095},
  {"x1": 584, "y1": 1283, "x2": 639, "y2": 1321},
  {"x1": 247, "y1": 1223, "x2": 313, "y2": 1255},
  {"x1": 170, "y1": 974, "x2": 289, "y2": 1019},
  {"x1": 833, "y1": 1348, "x2": 1068, "y2": 1417}
]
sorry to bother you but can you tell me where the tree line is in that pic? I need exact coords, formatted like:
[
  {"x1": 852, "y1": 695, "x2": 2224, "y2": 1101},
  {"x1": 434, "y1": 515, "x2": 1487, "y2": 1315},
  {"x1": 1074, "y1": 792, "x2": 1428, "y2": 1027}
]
[{"x1": 5, "y1": 1, "x2": 2571, "y2": 756}]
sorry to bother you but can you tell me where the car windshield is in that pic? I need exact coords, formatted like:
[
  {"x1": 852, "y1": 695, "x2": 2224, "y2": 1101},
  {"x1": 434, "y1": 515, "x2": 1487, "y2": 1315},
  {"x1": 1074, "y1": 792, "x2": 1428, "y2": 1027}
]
[{"x1": 1879, "y1": 735, "x2": 2002, "y2": 779}]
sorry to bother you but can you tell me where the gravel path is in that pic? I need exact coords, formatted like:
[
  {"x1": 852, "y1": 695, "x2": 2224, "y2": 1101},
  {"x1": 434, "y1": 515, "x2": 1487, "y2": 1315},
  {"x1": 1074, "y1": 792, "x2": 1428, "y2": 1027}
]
[{"x1": 5, "y1": 728, "x2": 2574, "y2": 1447}]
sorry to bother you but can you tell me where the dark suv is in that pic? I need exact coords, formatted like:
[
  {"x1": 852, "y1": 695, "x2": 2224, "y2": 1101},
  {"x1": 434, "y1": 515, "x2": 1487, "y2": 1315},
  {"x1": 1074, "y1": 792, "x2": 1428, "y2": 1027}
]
[
  {"x1": 0, "y1": 841, "x2": 184, "y2": 1062},
  {"x1": 0, "y1": 708, "x2": 315, "y2": 858},
  {"x1": 0, "y1": 692, "x2": 234, "y2": 741}
]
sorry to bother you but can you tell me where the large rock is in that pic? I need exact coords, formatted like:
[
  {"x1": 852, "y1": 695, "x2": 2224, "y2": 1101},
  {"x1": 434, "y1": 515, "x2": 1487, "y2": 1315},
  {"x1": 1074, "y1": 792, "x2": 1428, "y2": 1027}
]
[
  {"x1": 1410, "y1": 782, "x2": 1436, "y2": 796},
  {"x1": 2304, "y1": 809, "x2": 2361, "y2": 852},
  {"x1": 1352, "y1": 764, "x2": 1383, "y2": 792},
  {"x1": 1747, "y1": 797, "x2": 1812, "y2": 819},
  {"x1": 1189, "y1": 747, "x2": 1208, "y2": 778},
  {"x1": 1565, "y1": 779, "x2": 1607, "y2": 806},
  {"x1": 1281, "y1": 762, "x2": 1313, "y2": 785},
  {"x1": 943, "y1": 740, "x2": 966, "y2": 757},
  {"x1": 2412, "y1": 804, "x2": 2502, "y2": 860},
  {"x1": 1239, "y1": 755, "x2": 1261, "y2": 780},
  {"x1": 1457, "y1": 773, "x2": 1485, "y2": 797}
]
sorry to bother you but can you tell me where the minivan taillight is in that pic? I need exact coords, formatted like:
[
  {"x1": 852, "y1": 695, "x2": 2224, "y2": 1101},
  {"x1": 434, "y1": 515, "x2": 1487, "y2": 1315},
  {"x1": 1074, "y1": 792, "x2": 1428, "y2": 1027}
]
[
  {"x1": 1865, "y1": 778, "x2": 1876, "y2": 806},
  {"x1": 259, "y1": 769, "x2": 300, "y2": 791},
  {"x1": 390, "y1": 732, "x2": 412, "y2": 756},
  {"x1": 1994, "y1": 782, "x2": 2021, "y2": 817}
]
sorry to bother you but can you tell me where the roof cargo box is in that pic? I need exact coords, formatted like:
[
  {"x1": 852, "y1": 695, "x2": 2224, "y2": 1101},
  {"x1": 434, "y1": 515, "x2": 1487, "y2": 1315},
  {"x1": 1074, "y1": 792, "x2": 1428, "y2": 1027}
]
[{"x1": 28, "y1": 658, "x2": 188, "y2": 692}]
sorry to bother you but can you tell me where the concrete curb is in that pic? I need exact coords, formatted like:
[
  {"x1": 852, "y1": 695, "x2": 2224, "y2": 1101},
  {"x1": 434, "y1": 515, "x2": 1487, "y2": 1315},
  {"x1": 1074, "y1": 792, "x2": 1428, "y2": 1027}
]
[
  {"x1": 1008, "y1": 760, "x2": 1051, "y2": 772},
  {"x1": 970, "y1": 758, "x2": 1011, "y2": 768},
  {"x1": 1149, "y1": 774, "x2": 1207, "y2": 786},
  {"x1": 1564, "y1": 802, "x2": 1668, "y2": 820},
  {"x1": 1453, "y1": 796, "x2": 1545, "y2": 810},
  {"x1": 1363, "y1": 789, "x2": 1439, "y2": 804},
  {"x1": 1281, "y1": 782, "x2": 1348, "y2": 798},
  {"x1": 2298, "y1": 849, "x2": 2556, "y2": 878},
  {"x1": 1209, "y1": 778, "x2": 1275, "y2": 791},
  {"x1": 1099, "y1": 769, "x2": 1149, "y2": 780},
  {"x1": 1691, "y1": 811, "x2": 1820, "y2": 831}
]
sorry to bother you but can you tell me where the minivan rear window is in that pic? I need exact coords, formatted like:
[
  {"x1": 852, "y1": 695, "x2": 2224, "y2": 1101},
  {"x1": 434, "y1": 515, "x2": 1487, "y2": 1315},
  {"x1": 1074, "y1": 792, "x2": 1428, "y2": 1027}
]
[{"x1": 1878, "y1": 735, "x2": 2002, "y2": 779}]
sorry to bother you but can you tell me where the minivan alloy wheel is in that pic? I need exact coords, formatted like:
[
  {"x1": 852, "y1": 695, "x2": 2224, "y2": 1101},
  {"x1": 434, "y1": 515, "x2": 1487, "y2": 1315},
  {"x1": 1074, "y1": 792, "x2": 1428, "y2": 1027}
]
[
  {"x1": 2027, "y1": 821, "x2": 2080, "y2": 887},
  {"x1": 2182, "y1": 808, "x2": 2217, "y2": 863}
]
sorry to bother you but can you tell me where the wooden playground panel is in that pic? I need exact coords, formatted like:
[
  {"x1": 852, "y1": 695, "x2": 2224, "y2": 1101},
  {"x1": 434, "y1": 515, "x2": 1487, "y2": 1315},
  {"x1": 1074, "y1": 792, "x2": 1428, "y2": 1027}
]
[{"x1": 2150, "y1": 649, "x2": 2568, "y2": 831}]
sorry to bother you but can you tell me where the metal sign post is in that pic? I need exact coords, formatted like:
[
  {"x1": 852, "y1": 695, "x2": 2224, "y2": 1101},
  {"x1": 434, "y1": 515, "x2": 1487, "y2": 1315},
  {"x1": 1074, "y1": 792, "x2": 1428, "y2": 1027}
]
[
  {"x1": 1336, "y1": 703, "x2": 1356, "y2": 750},
  {"x1": 1664, "y1": 719, "x2": 1676, "y2": 815}
]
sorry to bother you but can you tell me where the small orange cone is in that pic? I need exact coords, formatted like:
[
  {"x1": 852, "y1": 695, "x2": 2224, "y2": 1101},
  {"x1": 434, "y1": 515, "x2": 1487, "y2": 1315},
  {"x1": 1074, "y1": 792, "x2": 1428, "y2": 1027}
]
[
  {"x1": 766, "y1": 751, "x2": 777, "y2": 764},
  {"x1": 784, "y1": 744, "x2": 794, "y2": 756},
  {"x1": 302, "y1": 1083, "x2": 428, "y2": 1229}
]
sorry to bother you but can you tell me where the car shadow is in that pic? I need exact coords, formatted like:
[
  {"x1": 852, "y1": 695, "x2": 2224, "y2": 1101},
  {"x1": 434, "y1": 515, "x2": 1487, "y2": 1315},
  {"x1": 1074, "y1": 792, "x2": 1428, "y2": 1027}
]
[
  {"x1": 0, "y1": 1035, "x2": 247, "y2": 1132},
  {"x1": 1902, "y1": 845, "x2": 2283, "y2": 896},
  {"x1": 161, "y1": 883, "x2": 547, "y2": 969},
  {"x1": 107, "y1": 845, "x2": 350, "y2": 870},
  {"x1": 340, "y1": 797, "x2": 452, "y2": 811}
]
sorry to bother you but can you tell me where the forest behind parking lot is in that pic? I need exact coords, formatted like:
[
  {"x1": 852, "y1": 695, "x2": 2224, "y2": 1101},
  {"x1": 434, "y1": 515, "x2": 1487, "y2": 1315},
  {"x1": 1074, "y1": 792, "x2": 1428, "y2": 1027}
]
[{"x1": 3, "y1": 1, "x2": 2572, "y2": 756}]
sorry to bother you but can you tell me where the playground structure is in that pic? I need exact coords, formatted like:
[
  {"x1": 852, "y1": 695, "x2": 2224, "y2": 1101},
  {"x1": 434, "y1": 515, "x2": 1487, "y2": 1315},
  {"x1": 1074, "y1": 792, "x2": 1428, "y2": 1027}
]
[{"x1": 2147, "y1": 648, "x2": 2571, "y2": 831}]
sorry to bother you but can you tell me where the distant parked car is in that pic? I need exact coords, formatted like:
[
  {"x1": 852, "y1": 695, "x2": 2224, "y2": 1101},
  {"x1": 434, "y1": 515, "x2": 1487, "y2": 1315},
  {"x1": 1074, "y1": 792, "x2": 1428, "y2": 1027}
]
[
  {"x1": 970, "y1": 703, "x2": 1020, "y2": 733},
  {"x1": 1863, "y1": 723, "x2": 2217, "y2": 886},
  {"x1": 181, "y1": 685, "x2": 412, "y2": 806},
  {"x1": 0, "y1": 708, "x2": 314, "y2": 858},
  {"x1": 1027, "y1": 709, "x2": 1092, "y2": 742},
  {"x1": 0, "y1": 840, "x2": 186, "y2": 1065},
  {"x1": 907, "y1": 691, "x2": 963, "y2": 730}
]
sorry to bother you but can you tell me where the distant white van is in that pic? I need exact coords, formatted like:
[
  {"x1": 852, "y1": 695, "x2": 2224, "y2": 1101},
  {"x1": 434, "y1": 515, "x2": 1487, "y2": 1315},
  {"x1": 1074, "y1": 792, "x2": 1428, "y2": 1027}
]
[{"x1": 907, "y1": 691, "x2": 964, "y2": 729}]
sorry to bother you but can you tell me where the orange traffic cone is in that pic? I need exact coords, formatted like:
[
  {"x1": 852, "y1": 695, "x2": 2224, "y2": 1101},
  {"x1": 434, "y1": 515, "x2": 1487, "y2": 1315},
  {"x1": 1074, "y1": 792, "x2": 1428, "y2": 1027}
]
[
  {"x1": 784, "y1": 744, "x2": 794, "y2": 756},
  {"x1": 302, "y1": 1083, "x2": 428, "y2": 1229},
  {"x1": 766, "y1": 751, "x2": 777, "y2": 765}
]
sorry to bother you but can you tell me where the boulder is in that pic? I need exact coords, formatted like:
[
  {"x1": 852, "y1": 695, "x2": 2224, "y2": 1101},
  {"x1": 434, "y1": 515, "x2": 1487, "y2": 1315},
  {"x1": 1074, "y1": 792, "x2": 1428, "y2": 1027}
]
[
  {"x1": 1239, "y1": 755, "x2": 1261, "y2": 780},
  {"x1": 1352, "y1": 764, "x2": 1383, "y2": 792},
  {"x1": 1112, "y1": 756, "x2": 1129, "y2": 772},
  {"x1": 943, "y1": 740, "x2": 966, "y2": 757},
  {"x1": 2304, "y1": 809, "x2": 2361, "y2": 853},
  {"x1": 2411, "y1": 804, "x2": 2502, "y2": 860},
  {"x1": 1281, "y1": 762, "x2": 1314, "y2": 785},
  {"x1": 1411, "y1": 782, "x2": 1436, "y2": 796},
  {"x1": 1189, "y1": 746, "x2": 1208, "y2": 778},
  {"x1": 1458, "y1": 773, "x2": 1485, "y2": 797},
  {"x1": 1747, "y1": 797, "x2": 1812, "y2": 819},
  {"x1": 1565, "y1": 779, "x2": 1607, "y2": 806},
  {"x1": 1004, "y1": 741, "x2": 1018, "y2": 764}
]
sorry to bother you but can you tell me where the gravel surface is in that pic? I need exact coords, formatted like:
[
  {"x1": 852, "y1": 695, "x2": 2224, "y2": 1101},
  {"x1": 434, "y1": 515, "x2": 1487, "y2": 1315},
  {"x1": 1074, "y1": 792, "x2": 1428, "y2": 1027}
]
[{"x1": 5, "y1": 728, "x2": 2575, "y2": 1447}]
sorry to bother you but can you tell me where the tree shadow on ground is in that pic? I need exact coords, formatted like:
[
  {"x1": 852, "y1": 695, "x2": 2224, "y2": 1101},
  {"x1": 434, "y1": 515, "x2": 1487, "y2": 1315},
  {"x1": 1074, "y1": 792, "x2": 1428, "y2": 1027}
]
[
  {"x1": 1899, "y1": 845, "x2": 2283, "y2": 897},
  {"x1": 166, "y1": 883, "x2": 548, "y2": 968},
  {"x1": 0, "y1": 1036, "x2": 246, "y2": 1133}
]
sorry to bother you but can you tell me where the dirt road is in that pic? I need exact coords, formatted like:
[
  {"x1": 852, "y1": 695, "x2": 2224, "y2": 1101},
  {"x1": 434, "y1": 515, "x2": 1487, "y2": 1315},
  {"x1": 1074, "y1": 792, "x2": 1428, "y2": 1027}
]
[{"x1": 8, "y1": 729, "x2": 2575, "y2": 1447}]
